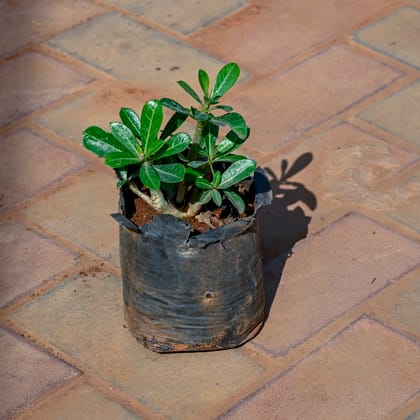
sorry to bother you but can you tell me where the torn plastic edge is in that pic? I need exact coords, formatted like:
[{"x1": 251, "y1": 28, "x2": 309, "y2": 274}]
[{"x1": 111, "y1": 167, "x2": 272, "y2": 248}]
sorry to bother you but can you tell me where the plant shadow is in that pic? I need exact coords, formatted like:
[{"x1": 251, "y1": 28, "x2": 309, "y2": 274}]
[{"x1": 257, "y1": 152, "x2": 317, "y2": 319}]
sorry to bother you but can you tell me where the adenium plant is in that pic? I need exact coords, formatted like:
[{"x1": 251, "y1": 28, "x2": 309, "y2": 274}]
[{"x1": 82, "y1": 63, "x2": 256, "y2": 222}]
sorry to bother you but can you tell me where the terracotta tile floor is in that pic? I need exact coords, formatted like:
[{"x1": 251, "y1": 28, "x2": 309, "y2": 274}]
[{"x1": 1, "y1": 1, "x2": 419, "y2": 419}]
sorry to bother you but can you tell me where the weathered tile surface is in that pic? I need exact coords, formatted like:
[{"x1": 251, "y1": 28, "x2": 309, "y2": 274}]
[
  {"x1": 366, "y1": 269, "x2": 419, "y2": 341},
  {"x1": 35, "y1": 88, "x2": 146, "y2": 145},
  {"x1": 406, "y1": 409, "x2": 420, "y2": 420},
  {"x1": 101, "y1": 0, "x2": 246, "y2": 34},
  {"x1": 0, "y1": 328, "x2": 79, "y2": 419},
  {"x1": 49, "y1": 13, "x2": 229, "y2": 97},
  {"x1": 190, "y1": 0, "x2": 399, "y2": 74},
  {"x1": 0, "y1": 129, "x2": 84, "y2": 209},
  {"x1": 255, "y1": 212, "x2": 420, "y2": 356},
  {"x1": 0, "y1": 224, "x2": 78, "y2": 308},
  {"x1": 12, "y1": 273, "x2": 265, "y2": 419},
  {"x1": 355, "y1": 7, "x2": 420, "y2": 70},
  {"x1": 0, "y1": 0, "x2": 103, "y2": 57},
  {"x1": 23, "y1": 384, "x2": 139, "y2": 420},
  {"x1": 0, "y1": 52, "x2": 92, "y2": 128},
  {"x1": 223, "y1": 317, "x2": 420, "y2": 419},
  {"x1": 230, "y1": 46, "x2": 402, "y2": 152},
  {"x1": 393, "y1": 281, "x2": 420, "y2": 335},
  {"x1": 383, "y1": 167, "x2": 420, "y2": 233},
  {"x1": 359, "y1": 81, "x2": 420, "y2": 149},
  {"x1": 258, "y1": 122, "x2": 416, "y2": 259},
  {"x1": 23, "y1": 171, "x2": 119, "y2": 265}
]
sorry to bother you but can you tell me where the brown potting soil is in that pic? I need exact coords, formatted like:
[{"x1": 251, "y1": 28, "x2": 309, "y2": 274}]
[{"x1": 130, "y1": 196, "x2": 211, "y2": 233}]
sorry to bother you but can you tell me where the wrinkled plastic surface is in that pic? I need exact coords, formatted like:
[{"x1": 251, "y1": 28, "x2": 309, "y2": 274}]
[{"x1": 114, "y1": 168, "x2": 272, "y2": 352}]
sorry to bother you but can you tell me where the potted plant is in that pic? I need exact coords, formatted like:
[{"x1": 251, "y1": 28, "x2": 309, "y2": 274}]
[{"x1": 82, "y1": 63, "x2": 272, "y2": 352}]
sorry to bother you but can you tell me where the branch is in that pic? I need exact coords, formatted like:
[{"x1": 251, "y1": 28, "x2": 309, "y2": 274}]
[{"x1": 127, "y1": 181, "x2": 154, "y2": 207}]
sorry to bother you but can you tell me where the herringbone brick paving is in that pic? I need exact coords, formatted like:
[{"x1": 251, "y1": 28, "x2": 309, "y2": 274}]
[{"x1": 0, "y1": 1, "x2": 419, "y2": 419}]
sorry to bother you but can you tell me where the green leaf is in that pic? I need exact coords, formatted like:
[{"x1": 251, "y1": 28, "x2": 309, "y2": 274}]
[
  {"x1": 82, "y1": 126, "x2": 124, "y2": 157},
  {"x1": 188, "y1": 160, "x2": 208, "y2": 169},
  {"x1": 214, "y1": 154, "x2": 247, "y2": 163},
  {"x1": 216, "y1": 130, "x2": 245, "y2": 155},
  {"x1": 116, "y1": 169, "x2": 128, "y2": 188},
  {"x1": 211, "y1": 189, "x2": 222, "y2": 206},
  {"x1": 224, "y1": 189, "x2": 245, "y2": 214},
  {"x1": 161, "y1": 98, "x2": 189, "y2": 115},
  {"x1": 185, "y1": 167, "x2": 201, "y2": 181},
  {"x1": 177, "y1": 80, "x2": 202, "y2": 104},
  {"x1": 191, "y1": 107, "x2": 209, "y2": 121},
  {"x1": 199, "y1": 190, "x2": 212, "y2": 205},
  {"x1": 212, "y1": 171, "x2": 222, "y2": 188},
  {"x1": 211, "y1": 63, "x2": 240, "y2": 100},
  {"x1": 110, "y1": 122, "x2": 141, "y2": 157},
  {"x1": 160, "y1": 112, "x2": 188, "y2": 140},
  {"x1": 218, "y1": 159, "x2": 256, "y2": 189},
  {"x1": 212, "y1": 104, "x2": 233, "y2": 112},
  {"x1": 140, "y1": 100, "x2": 163, "y2": 156},
  {"x1": 202, "y1": 123, "x2": 218, "y2": 158},
  {"x1": 147, "y1": 140, "x2": 165, "y2": 157},
  {"x1": 139, "y1": 161, "x2": 160, "y2": 190},
  {"x1": 105, "y1": 152, "x2": 141, "y2": 168},
  {"x1": 153, "y1": 163, "x2": 185, "y2": 183},
  {"x1": 154, "y1": 132, "x2": 191, "y2": 159},
  {"x1": 217, "y1": 112, "x2": 248, "y2": 139},
  {"x1": 212, "y1": 171, "x2": 221, "y2": 188},
  {"x1": 198, "y1": 69, "x2": 210, "y2": 97},
  {"x1": 119, "y1": 108, "x2": 141, "y2": 138},
  {"x1": 209, "y1": 116, "x2": 228, "y2": 127},
  {"x1": 195, "y1": 177, "x2": 212, "y2": 190}
]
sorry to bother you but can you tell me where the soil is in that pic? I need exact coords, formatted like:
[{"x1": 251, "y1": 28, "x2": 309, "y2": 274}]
[
  {"x1": 128, "y1": 186, "x2": 255, "y2": 234},
  {"x1": 130, "y1": 197, "x2": 211, "y2": 233}
]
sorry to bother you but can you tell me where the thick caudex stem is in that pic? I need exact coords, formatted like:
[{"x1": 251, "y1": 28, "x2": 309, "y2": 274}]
[{"x1": 128, "y1": 181, "x2": 202, "y2": 218}]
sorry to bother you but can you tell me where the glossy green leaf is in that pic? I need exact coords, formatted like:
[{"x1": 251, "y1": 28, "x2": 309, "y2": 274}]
[
  {"x1": 139, "y1": 161, "x2": 160, "y2": 190},
  {"x1": 191, "y1": 107, "x2": 209, "y2": 121},
  {"x1": 212, "y1": 104, "x2": 233, "y2": 112},
  {"x1": 211, "y1": 63, "x2": 240, "y2": 100},
  {"x1": 224, "y1": 189, "x2": 245, "y2": 214},
  {"x1": 209, "y1": 116, "x2": 228, "y2": 127},
  {"x1": 185, "y1": 167, "x2": 201, "y2": 181},
  {"x1": 146, "y1": 140, "x2": 165, "y2": 157},
  {"x1": 110, "y1": 122, "x2": 141, "y2": 157},
  {"x1": 198, "y1": 69, "x2": 210, "y2": 97},
  {"x1": 119, "y1": 108, "x2": 141, "y2": 138},
  {"x1": 82, "y1": 126, "x2": 124, "y2": 158},
  {"x1": 202, "y1": 123, "x2": 218, "y2": 158},
  {"x1": 117, "y1": 179, "x2": 126, "y2": 188},
  {"x1": 116, "y1": 169, "x2": 128, "y2": 188},
  {"x1": 211, "y1": 189, "x2": 222, "y2": 206},
  {"x1": 140, "y1": 100, "x2": 163, "y2": 156},
  {"x1": 160, "y1": 112, "x2": 188, "y2": 140},
  {"x1": 216, "y1": 130, "x2": 245, "y2": 156},
  {"x1": 199, "y1": 190, "x2": 212, "y2": 205},
  {"x1": 161, "y1": 98, "x2": 189, "y2": 115},
  {"x1": 218, "y1": 159, "x2": 256, "y2": 189},
  {"x1": 105, "y1": 152, "x2": 141, "y2": 168},
  {"x1": 153, "y1": 163, "x2": 185, "y2": 183},
  {"x1": 195, "y1": 177, "x2": 212, "y2": 190},
  {"x1": 177, "y1": 80, "x2": 202, "y2": 104},
  {"x1": 154, "y1": 132, "x2": 191, "y2": 159},
  {"x1": 214, "y1": 154, "x2": 247, "y2": 163},
  {"x1": 188, "y1": 160, "x2": 208, "y2": 169},
  {"x1": 212, "y1": 171, "x2": 221, "y2": 188},
  {"x1": 198, "y1": 149, "x2": 209, "y2": 158},
  {"x1": 216, "y1": 112, "x2": 248, "y2": 139}
]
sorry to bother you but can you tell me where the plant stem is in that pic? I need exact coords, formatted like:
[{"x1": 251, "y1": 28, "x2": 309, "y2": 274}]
[
  {"x1": 128, "y1": 181, "x2": 187, "y2": 218},
  {"x1": 127, "y1": 181, "x2": 154, "y2": 207}
]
